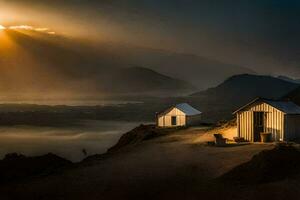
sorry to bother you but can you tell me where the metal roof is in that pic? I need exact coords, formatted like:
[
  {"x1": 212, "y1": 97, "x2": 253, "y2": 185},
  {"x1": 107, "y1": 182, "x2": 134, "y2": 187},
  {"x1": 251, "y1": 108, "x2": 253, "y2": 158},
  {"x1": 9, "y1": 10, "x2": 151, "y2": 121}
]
[
  {"x1": 264, "y1": 100, "x2": 300, "y2": 114},
  {"x1": 233, "y1": 98, "x2": 300, "y2": 114},
  {"x1": 175, "y1": 103, "x2": 202, "y2": 116},
  {"x1": 157, "y1": 103, "x2": 202, "y2": 116}
]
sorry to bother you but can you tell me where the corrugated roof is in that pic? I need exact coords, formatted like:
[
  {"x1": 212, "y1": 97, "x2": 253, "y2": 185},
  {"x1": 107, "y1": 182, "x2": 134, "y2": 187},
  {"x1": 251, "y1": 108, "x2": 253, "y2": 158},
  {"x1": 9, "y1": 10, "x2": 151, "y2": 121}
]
[
  {"x1": 175, "y1": 103, "x2": 202, "y2": 116},
  {"x1": 264, "y1": 100, "x2": 300, "y2": 114},
  {"x1": 233, "y1": 98, "x2": 300, "y2": 114}
]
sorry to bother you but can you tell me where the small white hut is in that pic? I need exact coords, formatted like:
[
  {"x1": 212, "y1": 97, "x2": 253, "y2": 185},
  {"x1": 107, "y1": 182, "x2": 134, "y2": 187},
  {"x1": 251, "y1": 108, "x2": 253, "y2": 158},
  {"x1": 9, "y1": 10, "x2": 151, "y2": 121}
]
[
  {"x1": 234, "y1": 98, "x2": 300, "y2": 142},
  {"x1": 156, "y1": 103, "x2": 202, "y2": 127}
]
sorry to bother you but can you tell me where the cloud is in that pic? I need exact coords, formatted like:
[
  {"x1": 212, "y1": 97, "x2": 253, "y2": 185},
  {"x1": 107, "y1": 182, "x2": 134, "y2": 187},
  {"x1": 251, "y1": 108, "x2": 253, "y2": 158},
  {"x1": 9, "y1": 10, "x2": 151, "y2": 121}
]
[{"x1": 8, "y1": 25, "x2": 55, "y2": 35}]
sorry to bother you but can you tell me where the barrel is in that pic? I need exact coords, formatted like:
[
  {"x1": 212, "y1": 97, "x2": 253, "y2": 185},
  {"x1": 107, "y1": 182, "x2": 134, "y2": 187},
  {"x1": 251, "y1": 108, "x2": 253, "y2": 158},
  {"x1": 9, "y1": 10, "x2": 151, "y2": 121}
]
[{"x1": 260, "y1": 132, "x2": 272, "y2": 143}]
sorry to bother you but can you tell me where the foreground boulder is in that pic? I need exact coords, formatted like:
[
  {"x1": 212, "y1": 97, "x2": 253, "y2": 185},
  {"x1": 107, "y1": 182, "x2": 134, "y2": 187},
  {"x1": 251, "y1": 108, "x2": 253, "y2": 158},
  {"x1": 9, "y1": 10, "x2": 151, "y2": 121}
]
[{"x1": 0, "y1": 153, "x2": 73, "y2": 184}]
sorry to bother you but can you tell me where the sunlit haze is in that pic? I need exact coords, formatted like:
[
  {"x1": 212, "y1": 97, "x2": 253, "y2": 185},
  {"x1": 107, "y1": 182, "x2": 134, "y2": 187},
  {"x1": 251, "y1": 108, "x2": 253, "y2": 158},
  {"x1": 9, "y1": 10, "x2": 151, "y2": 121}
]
[
  {"x1": 1, "y1": 0, "x2": 299, "y2": 78},
  {"x1": 0, "y1": 0, "x2": 299, "y2": 101},
  {"x1": 0, "y1": 2, "x2": 299, "y2": 199}
]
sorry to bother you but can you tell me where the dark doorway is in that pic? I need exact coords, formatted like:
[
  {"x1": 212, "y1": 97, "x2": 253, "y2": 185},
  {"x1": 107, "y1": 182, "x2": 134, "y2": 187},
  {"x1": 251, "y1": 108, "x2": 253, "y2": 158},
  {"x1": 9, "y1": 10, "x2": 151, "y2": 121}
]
[
  {"x1": 171, "y1": 116, "x2": 177, "y2": 126},
  {"x1": 253, "y1": 112, "x2": 265, "y2": 142}
]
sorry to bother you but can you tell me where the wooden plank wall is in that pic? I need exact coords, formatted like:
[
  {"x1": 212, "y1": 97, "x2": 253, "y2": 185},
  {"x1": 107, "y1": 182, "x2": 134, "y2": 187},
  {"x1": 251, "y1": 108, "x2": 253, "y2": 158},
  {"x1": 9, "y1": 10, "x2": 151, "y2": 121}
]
[
  {"x1": 237, "y1": 102, "x2": 285, "y2": 142},
  {"x1": 158, "y1": 108, "x2": 186, "y2": 127},
  {"x1": 285, "y1": 115, "x2": 300, "y2": 140}
]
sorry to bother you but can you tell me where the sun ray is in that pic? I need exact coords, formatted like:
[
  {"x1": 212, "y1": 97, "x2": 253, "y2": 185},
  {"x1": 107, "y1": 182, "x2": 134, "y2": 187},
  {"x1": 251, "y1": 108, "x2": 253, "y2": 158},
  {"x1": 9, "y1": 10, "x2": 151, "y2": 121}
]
[{"x1": 0, "y1": 26, "x2": 20, "y2": 54}]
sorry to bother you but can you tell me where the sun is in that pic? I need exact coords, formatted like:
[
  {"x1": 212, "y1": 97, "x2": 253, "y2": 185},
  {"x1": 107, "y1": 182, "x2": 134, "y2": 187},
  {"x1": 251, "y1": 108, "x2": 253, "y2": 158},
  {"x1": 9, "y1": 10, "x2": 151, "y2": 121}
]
[{"x1": 0, "y1": 25, "x2": 6, "y2": 30}]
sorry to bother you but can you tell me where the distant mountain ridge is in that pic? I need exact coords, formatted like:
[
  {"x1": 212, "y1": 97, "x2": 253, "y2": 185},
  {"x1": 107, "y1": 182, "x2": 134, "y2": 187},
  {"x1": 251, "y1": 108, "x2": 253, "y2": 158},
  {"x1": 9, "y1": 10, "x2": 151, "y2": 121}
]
[
  {"x1": 192, "y1": 74, "x2": 299, "y2": 102},
  {"x1": 277, "y1": 76, "x2": 300, "y2": 84},
  {"x1": 108, "y1": 45, "x2": 255, "y2": 90}
]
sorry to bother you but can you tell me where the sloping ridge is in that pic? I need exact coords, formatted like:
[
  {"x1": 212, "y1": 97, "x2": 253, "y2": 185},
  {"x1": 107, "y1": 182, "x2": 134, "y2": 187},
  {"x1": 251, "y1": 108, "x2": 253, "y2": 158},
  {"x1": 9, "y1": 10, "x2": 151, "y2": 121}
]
[
  {"x1": 282, "y1": 86, "x2": 300, "y2": 106},
  {"x1": 191, "y1": 74, "x2": 299, "y2": 104},
  {"x1": 105, "y1": 67, "x2": 196, "y2": 94}
]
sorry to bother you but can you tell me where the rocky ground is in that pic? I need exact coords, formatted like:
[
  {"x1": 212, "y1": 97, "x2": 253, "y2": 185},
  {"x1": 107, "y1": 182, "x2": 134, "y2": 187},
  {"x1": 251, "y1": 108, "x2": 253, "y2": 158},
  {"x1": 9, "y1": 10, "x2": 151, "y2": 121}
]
[{"x1": 0, "y1": 124, "x2": 299, "y2": 200}]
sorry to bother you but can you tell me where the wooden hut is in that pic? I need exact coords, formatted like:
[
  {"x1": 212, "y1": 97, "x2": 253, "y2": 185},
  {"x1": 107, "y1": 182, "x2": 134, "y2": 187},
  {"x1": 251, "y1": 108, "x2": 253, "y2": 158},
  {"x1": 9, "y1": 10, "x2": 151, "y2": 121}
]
[
  {"x1": 157, "y1": 103, "x2": 202, "y2": 127},
  {"x1": 234, "y1": 98, "x2": 300, "y2": 142}
]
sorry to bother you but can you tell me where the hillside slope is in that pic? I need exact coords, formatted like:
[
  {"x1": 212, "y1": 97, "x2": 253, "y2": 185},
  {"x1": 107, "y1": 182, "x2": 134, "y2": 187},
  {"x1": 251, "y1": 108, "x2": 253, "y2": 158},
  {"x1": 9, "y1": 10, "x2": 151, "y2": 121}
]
[{"x1": 0, "y1": 125, "x2": 274, "y2": 200}]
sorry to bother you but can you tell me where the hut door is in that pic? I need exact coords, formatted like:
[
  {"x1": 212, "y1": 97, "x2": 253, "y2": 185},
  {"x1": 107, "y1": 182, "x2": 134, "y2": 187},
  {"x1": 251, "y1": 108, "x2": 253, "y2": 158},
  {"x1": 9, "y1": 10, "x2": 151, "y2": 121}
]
[
  {"x1": 253, "y1": 112, "x2": 265, "y2": 142},
  {"x1": 171, "y1": 116, "x2": 177, "y2": 126}
]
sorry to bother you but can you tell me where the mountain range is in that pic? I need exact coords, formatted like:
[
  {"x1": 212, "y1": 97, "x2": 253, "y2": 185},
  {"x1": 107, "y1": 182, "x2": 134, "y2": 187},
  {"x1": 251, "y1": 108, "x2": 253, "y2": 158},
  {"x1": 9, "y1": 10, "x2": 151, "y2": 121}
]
[
  {"x1": 103, "y1": 45, "x2": 254, "y2": 89},
  {"x1": 0, "y1": 29, "x2": 252, "y2": 99}
]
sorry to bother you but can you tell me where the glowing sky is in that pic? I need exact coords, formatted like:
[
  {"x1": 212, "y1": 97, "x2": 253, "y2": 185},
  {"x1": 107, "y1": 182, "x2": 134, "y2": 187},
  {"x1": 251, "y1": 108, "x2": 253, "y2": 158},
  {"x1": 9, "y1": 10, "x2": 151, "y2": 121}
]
[
  {"x1": 0, "y1": 0, "x2": 300, "y2": 78},
  {"x1": 0, "y1": 24, "x2": 55, "y2": 35}
]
